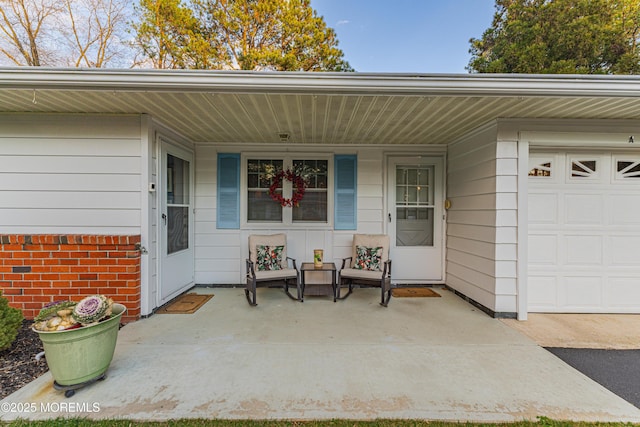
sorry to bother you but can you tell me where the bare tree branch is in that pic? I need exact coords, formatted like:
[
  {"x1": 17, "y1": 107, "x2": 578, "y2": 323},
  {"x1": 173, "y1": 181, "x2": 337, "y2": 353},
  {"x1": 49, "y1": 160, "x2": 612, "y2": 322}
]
[
  {"x1": 0, "y1": 0, "x2": 132, "y2": 67},
  {"x1": 0, "y1": 0, "x2": 61, "y2": 65}
]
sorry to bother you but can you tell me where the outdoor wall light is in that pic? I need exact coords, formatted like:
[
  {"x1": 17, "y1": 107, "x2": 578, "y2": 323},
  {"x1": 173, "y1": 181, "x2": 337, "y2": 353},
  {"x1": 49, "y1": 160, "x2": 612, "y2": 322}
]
[{"x1": 278, "y1": 132, "x2": 290, "y2": 142}]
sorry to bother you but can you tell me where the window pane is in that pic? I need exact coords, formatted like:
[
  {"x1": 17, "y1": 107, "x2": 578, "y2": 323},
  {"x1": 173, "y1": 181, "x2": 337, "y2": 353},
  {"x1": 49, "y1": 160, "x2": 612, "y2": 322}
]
[
  {"x1": 317, "y1": 174, "x2": 327, "y2": 188},
  {"x1": 617, "y1": 160, "x2": 640, "y2": 178},
  {"x1": 571, "y1": 160, "x2": 596, "y2": 178},
  {"x1": 529, "y1": 162, "x2": 552, "y2": 177},
  {"x1": 248, "y1": 159, "x2": 282, "y2": 188},
  {"x1": 396, "y1": 207, "x2": 433, "y2": 246},
  {"x1": 294, "y1": 160, "x2": 328, "y2": 188},
  {"x1": 418, "y1": 169, "x2": 429, "y2": 186},
  {"x1": 394, "y1": 165, "x2": 434, "y2": 247},
  {"x1": 248, "y1": 191, "x2": 282, "y2": 221},
  {"x1": 247, "y1": 159, "x2": 282, "y2": 222},
  {"x1": 407, "y1": 186, "x2": 418, "y2": 204},
  {"x1": 293, "y1": 159, "x2": 328, "y2": 223},
  {"x1": 167, "y1": 154, "x2": 190, "y2": 254},
  {"x1": 293, "y1": 191, "x2": 327, "y2": 222},
  {"x1": 396, "y1": 166, "x2": 432, "y2": 206},
  {"x1": 408, "y1": 169, "x2": 418, "y2": 185},
  {"x1": 167, "y1": 154, "x2": 189, "y2": 205},
  {"x1": 168, "y1": 206, "x2": 188, "y2": 254}
]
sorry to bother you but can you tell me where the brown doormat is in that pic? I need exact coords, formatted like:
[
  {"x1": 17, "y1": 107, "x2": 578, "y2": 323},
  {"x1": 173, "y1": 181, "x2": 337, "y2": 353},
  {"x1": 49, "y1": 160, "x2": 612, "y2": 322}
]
[
  {"x1": 156, "y1": 293, "x2": 213, "y2": 314},
  {"x1": 392, "y1": 288, "x2": 441, "y2": 298}
]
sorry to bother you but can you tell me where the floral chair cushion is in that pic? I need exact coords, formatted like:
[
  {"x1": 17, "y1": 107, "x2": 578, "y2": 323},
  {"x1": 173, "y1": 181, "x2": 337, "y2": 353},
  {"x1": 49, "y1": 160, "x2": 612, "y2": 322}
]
[
  {"x1": 255, "y1": 245, "x2": 284, "y2": 271},
  {"x1": 354, "y1": 245, "x2": 383, "y2": 271}
]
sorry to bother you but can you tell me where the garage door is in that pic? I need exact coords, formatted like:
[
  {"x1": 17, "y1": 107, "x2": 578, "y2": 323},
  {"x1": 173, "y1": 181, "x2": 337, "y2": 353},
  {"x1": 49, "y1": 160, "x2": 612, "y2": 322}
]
[{"x1": 528, "y1": 151, "x2": 640, "y2": 313}]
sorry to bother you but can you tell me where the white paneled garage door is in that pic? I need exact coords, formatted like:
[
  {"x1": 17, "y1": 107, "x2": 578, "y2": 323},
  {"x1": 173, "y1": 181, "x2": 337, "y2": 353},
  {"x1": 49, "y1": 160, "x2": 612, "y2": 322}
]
[{"x1": 528, "y1": 151, "x2": 640, "y2": 313}]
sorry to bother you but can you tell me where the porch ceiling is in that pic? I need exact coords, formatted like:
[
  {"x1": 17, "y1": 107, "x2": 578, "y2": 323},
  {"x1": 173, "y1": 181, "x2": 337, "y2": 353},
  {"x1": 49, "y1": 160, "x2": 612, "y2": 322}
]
[{"x1": 1, "y1": 68, "x2": 640, "y2": 145}]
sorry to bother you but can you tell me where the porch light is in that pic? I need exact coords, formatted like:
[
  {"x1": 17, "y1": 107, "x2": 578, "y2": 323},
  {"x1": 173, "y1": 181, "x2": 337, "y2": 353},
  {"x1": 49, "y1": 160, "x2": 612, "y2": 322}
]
[{"x1": 278, "y1": 132, "x2": 290, "y2": 142}]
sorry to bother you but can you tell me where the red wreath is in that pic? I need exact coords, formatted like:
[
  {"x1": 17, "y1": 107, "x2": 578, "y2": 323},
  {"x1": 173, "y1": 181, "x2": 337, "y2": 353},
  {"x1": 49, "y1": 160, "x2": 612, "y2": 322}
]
[{"x1": 269, "y1": 169, "x2": 306, "y2": 207}]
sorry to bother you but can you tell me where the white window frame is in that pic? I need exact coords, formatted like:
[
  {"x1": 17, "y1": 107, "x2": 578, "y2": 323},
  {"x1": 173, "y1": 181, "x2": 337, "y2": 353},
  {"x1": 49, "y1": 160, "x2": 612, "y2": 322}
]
[
  {"x1": 567, "y1": 155, "x2": 601, "y2": 182},
  {"x1": 612, "y1": 155, "x2": 640, "y2": 183},
  {"x1": 528, "y1": 155, "x2": 554, "y2": 179},
  {"x1": 241, "y1": 152, "x2": 334, "y2": 229}
]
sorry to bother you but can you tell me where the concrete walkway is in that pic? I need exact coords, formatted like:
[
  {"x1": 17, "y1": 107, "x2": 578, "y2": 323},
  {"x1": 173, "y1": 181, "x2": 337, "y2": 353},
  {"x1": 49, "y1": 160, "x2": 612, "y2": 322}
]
[
  {"x1": 502, "y1": 313, "x2": 640, "y2": 349},
  {"x1": 2, "y1": 287, "x2": 640, "y2": 423}
]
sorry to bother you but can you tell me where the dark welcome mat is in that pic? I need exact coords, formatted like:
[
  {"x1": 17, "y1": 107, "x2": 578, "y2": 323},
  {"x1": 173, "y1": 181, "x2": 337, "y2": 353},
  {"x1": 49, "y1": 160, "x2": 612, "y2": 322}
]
[
  {"x1": 156, "y1": 293, "x2": 213, "y2": 314},
  {"x1": 392, "y1": 288, "x2": 441, "y2": 298}
]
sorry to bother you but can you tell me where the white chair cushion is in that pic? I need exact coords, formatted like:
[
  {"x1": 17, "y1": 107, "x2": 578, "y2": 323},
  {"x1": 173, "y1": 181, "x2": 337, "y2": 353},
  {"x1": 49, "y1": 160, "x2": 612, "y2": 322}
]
[
  {"x1": 249, "y1": 233, "x2": 288, "y2": 269},
  {"x1": 254, "y1": 268, "x2": 297, "y2": 281},
  {"x1": 339, "y1": 268, "x2": 384, "y2": 281}
]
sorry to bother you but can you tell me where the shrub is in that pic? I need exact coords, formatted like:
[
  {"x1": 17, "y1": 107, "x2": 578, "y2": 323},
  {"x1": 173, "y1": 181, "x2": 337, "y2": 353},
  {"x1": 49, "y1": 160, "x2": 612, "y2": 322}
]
[{"x1": 0, "y1": 290, "x2": 23, "y2": 351}]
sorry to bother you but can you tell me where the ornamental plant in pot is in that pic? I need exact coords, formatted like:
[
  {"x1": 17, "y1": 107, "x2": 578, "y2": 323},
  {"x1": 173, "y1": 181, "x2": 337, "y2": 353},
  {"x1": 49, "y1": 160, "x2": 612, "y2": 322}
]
[{"x1": 32, "y1": 295, "x2": 126, "y2": 396}]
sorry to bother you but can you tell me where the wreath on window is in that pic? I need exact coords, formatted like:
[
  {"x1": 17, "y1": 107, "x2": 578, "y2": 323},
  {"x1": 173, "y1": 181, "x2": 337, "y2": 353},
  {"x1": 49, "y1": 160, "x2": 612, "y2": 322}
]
[{"x1": 269, "y1": 169, "x2": 306, "y2": 207}]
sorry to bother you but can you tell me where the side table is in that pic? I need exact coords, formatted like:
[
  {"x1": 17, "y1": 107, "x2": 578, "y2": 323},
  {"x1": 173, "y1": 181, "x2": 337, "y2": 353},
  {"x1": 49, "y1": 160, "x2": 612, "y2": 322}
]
[{"x1": 300, "y1": 262, "x2": 336, "y2": 302}]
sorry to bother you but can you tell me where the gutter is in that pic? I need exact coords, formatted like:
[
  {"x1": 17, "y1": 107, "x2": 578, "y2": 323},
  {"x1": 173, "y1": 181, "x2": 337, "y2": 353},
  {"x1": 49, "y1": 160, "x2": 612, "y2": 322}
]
[{"x1": 1, "y1": 67, "x2": 640, "y2": 98}]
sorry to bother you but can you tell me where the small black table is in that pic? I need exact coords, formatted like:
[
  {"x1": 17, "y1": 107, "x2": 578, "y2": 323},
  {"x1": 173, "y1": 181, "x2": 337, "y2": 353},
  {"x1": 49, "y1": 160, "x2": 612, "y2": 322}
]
[{"x1": 300, "y1": 262, "x2": 337, "y2": 302}]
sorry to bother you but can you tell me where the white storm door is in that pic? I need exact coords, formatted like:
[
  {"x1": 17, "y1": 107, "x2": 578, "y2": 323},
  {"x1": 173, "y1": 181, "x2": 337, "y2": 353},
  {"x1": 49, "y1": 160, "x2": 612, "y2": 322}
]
[
  {"x1": 160, "y1": 142, "x2": 194, "y2": 304},
  {"x1": 387, "y1": 156, "x2": 444, "y2": 282}
]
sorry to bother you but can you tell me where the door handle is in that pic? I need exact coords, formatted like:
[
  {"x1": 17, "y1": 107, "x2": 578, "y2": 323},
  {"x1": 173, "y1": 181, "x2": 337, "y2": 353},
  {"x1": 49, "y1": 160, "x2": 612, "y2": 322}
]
[
  {"x1": 162, "y1": 213, "x2": 167, "y2": 225},
  {"x1": 388, "y1": 213, "x2": 391, "y2": 222}
]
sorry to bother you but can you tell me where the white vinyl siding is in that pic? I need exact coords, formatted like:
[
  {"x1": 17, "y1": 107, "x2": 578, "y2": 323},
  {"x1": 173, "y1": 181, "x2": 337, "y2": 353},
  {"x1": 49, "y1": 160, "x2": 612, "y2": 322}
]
[
  {"x1": 446, "y1": 123, "x2": 518, "y2": 315},
  {"x1": 0, "y1": 114, "x2": 143, "y2": 234}
]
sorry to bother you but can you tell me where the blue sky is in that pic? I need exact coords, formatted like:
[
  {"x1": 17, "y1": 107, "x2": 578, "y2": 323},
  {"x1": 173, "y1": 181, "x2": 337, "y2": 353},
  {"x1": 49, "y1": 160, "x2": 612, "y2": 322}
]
[{"x1": 310, "y1": 0, "x2": 497, "y2": 73}]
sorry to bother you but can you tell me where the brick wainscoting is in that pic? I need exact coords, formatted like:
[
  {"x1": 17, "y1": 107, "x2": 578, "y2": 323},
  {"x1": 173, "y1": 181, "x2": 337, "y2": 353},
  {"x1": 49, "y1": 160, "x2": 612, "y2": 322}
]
[{"x1": 0, "y1": 235, "x2": 141, "y2": 322}]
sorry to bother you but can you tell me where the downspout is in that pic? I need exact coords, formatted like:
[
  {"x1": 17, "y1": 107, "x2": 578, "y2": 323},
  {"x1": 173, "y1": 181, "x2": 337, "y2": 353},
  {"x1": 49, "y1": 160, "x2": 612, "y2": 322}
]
[{"x1": 516, "y1": 138, "x2": 529, "y2": 320}]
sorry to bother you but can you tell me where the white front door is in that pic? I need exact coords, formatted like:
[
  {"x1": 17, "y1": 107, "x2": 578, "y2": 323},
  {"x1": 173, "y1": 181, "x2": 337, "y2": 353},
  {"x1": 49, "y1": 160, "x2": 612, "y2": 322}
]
[
  {"x1": 160, "y1": 141, "x2": 194, "y2": 305},
  {"x1": 387, "y1": 156, "x2": 444, "y2": 282}
]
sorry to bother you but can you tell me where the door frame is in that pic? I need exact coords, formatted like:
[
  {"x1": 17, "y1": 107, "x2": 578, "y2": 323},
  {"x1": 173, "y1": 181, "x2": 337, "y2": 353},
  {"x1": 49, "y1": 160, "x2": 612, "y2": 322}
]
[
  {"x1": 157, "y1": 137, "x2": 195, "y2": 307},
  {"x1": 385, "y1": 154, "x2": 446, "y2": 284}
]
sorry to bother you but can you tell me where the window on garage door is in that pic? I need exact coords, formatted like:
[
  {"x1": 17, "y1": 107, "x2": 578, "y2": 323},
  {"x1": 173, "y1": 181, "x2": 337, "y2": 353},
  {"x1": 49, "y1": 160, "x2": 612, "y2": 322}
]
[
  {"x1": 568, "y1": 156, "x2": 599, "y2": 181},
  {"x1": 614, "y1": 157, "x2": 640, "y2": 181}
]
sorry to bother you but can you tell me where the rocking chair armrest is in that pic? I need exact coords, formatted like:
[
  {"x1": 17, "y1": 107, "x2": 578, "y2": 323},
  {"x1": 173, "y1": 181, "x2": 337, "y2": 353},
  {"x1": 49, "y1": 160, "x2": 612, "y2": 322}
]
[
  {"x1": 286, "y1": 256, "x2": 298, "y2": 271},
  {"x1": 340, "y1": 256, "x2": 352, "y2": 270},
  {"x1": 246, "y1": 258, "x2": 257, "y2": 278}
]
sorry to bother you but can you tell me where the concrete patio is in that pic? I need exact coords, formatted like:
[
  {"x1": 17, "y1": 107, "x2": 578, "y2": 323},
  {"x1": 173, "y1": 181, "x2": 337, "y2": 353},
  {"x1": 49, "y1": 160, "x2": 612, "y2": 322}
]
[{"x1": 2, "y1": 286, "x2": 640, "y2": 423}]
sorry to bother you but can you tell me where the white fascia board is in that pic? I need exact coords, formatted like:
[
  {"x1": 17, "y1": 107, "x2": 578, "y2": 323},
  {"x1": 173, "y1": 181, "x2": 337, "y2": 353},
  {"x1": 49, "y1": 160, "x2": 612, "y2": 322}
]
[{"x1": 2, "y1": 68, "x2": 640, "y2": 98}]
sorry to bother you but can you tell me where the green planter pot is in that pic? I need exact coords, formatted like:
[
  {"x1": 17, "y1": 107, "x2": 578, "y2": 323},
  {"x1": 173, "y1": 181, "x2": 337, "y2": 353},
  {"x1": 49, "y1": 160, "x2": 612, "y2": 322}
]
[{"x1": 33, "y1": 303, "x2": 126, "y2": 387}]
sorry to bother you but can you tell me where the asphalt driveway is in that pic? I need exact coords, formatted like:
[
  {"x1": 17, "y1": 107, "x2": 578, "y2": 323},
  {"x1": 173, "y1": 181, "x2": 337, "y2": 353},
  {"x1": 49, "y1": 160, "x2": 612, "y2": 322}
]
[{"x1": 546, "y1": 348, "x2": 640, "y2": 409}]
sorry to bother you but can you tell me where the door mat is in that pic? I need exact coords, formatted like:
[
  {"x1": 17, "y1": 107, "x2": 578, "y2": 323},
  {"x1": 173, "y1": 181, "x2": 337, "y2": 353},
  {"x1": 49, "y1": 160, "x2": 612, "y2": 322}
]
[
  {"x1": 156, "y1": 293, "x2": 213, "y2": 314},
  {"x1": 392, "y1": 288, "x2": 441, "y2": 298}
]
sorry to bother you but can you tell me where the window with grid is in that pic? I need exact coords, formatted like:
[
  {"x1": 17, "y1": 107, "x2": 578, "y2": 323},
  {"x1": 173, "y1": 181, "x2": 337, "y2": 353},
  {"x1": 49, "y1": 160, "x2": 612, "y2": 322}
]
[
  {"x1": 293, "y1": 159, "x2": 328, "y2": 222},
  {"x1": 246, "y1": 158, "x2": 328, "y2": 224},
  {"x1": 247, "y1": 159, "x2": 283, "y2": 222}
]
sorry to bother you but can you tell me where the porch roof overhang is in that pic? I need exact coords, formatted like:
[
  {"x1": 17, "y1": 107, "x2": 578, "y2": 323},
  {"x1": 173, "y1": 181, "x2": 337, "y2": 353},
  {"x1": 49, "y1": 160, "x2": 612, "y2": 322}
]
[{"x1": 1, "y1": 67, "x2": 640, "y2": 145}]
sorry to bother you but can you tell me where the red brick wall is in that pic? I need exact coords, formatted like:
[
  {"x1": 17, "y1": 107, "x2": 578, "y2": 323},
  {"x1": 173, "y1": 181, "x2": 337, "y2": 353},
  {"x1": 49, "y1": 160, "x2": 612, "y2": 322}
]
[{"x1": 0, "y1": 235, "x2": 141, "y2": 323}]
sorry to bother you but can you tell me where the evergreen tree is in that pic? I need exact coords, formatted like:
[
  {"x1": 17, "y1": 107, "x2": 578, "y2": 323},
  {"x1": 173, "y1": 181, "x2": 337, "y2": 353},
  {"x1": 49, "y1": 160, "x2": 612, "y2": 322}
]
[
  {"x1": 468, "y1": 0, "x2": 640, "y2": 74},
  {"x1": 134, "y1": 0, "x2": 352, "y2": 71}
]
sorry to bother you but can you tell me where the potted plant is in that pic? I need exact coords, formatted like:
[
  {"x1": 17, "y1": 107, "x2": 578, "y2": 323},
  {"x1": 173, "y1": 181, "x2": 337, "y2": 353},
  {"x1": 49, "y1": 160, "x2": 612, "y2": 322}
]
[{"x1": 32, "y1": 295, "x2": 126, "y2": 397}]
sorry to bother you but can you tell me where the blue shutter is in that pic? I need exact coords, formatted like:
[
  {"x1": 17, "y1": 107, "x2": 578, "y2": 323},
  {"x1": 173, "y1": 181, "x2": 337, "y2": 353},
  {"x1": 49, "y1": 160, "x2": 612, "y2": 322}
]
[
  {"x1": 334, "y1": 154, "x2": 357, "y2": 230},
  {"x1": 217, "y1": 153, "x2": 240, "y2": 229}
]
